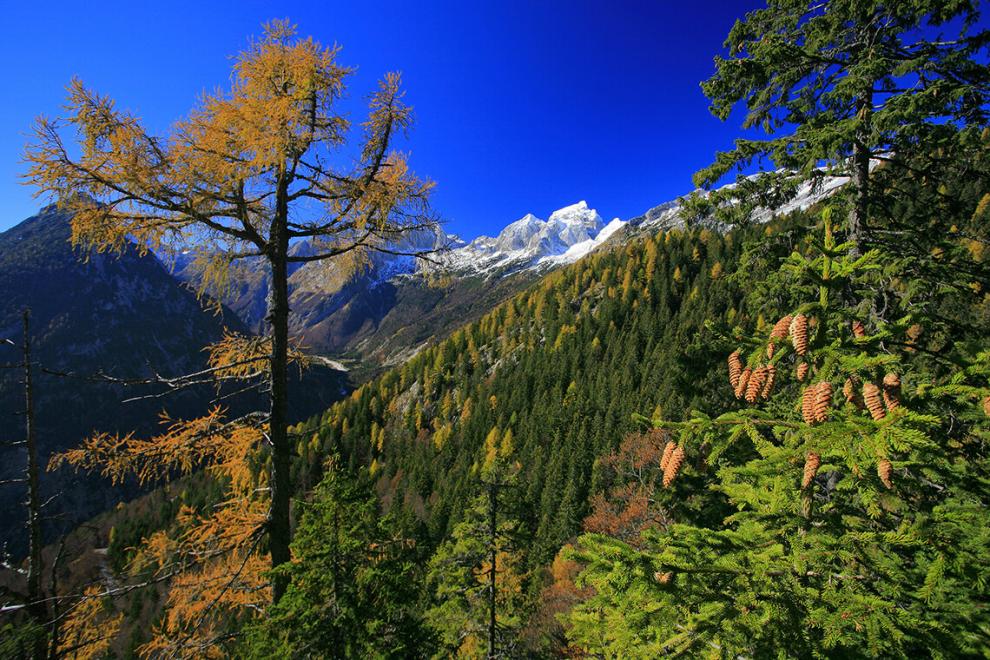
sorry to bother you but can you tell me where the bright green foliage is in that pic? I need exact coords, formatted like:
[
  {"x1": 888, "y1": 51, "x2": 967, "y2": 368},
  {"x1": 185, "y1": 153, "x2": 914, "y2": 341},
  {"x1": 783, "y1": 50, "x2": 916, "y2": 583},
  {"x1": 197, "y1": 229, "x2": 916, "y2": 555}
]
[
  {"x1": 241, "y1": 461, "x2": 434, "y2": 658},
  {"x1": 567, "y1": 212, "x2": 990, "y2": 657}
]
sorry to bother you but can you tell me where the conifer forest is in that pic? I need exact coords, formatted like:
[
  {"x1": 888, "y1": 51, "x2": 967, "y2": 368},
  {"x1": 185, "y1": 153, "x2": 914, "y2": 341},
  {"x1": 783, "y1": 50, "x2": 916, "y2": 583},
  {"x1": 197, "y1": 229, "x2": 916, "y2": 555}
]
[{"x1": 2, "y1": 1, "x2": 990, "y2": 657}]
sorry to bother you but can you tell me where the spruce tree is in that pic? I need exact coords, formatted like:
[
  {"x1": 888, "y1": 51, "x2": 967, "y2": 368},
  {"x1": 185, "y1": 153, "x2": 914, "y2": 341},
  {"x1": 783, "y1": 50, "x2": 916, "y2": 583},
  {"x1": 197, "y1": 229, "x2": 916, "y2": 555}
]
[
  {"x1": 425, "y1": 427, "x2": 527, "y2": 658},
  {"x1": 690, "y1": 0, "x2": 990, "y2": 254},
  {"x1": 567, "y1": 210, "x2": 990, "y2": 656},
  {"x1": 241, "y1": 459, "x2": 433, "y2": 658}
]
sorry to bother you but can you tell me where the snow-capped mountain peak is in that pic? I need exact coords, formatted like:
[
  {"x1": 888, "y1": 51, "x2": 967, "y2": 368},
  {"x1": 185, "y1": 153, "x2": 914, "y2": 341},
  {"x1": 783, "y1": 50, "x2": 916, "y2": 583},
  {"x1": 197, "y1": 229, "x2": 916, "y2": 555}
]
[
  {"x1": 436, "y1": 168, "x2": 850, "y2": 278},
  {"x1": 443, "y1": 201, "x2": 610, "y2": 275}
]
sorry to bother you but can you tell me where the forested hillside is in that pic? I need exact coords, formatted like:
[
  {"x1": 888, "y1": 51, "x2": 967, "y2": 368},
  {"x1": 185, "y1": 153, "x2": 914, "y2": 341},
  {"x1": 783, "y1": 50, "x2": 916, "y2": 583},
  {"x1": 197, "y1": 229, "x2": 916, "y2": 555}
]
[
  {"x1": 299, "y1": 221, "x2": 760, "y2": 558},
  {"x1": 4, "y1": 2, "x2": 990, "y2": 658}
]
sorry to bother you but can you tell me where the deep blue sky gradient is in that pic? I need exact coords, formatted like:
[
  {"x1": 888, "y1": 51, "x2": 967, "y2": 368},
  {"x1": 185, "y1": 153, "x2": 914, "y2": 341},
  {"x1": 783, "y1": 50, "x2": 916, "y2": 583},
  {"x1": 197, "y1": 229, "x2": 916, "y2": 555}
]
[{"x1": 1, "y1": 0, "x2": 768, "y2": 237}]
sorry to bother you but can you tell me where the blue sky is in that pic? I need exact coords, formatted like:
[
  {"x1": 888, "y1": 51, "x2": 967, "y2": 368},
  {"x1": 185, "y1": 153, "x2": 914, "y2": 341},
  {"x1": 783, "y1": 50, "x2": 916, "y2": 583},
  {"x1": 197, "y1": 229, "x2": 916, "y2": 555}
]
[{"x1": 1, "y1": 0, "x2": 766, "y2": 237}]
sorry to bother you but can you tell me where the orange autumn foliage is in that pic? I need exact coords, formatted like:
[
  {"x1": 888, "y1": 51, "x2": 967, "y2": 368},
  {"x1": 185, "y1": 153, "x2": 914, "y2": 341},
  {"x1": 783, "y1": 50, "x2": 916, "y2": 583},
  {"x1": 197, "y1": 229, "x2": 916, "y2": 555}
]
[{"x1": 583, "y1": 432, "x2": 671, "y2": 546}]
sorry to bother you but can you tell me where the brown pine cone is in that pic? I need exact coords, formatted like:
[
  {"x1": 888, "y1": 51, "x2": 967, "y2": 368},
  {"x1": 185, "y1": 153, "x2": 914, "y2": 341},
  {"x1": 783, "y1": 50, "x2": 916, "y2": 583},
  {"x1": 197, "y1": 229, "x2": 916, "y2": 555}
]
[
  {"x1": 843, "y1": 376, "x2": 864, "y2": 408},
  {"x1": 771, "y1": 315, "x2": 793, "y2": 340},
  {"x1": 663, "y1": 445, "x2": 686, "y2": 487},
  {"x1": 813, "y1": 381, "x2": 833, "y2": 423},
  {"x1": 735, "y1": 367, "x2": 752, "y2": 400},
  {"x1": 790, "y1": 314, "x2": 809, "y2": 355},
  {"x1": 766, "y1": 342, "x2": 776, "y2": 360},
  {"x1": 660, "y1": 440, "x2": 676, "y2": 472},
  {"x1": 877, "y1": 458, "x2": 893, "y2": 489},
  {"x1": 746, "y1": 366, "x2": 768, "y2": 403},
  {"x1": 882, "y1": 373, "x2": 901, "y2": 410},
  {"x1": 864, "y1": 382, "x2": 886, "y2": 420},
  {"x1": 796, "y1": 362, "x2": 809, "y2": 381},
  {"x1": 851, "y1": 320, "x2": 866, "y2": 338},
  {"x1": 802, "y1": 452, "x2": 821, "y2": 489},
  {"x1": 761, "y1": 365, "x2": 776, "y2": 400},
  {"x1": 983, "y1": 395, "x2": 990, "y2": 417},
  {"x1": 728, "y1": 350, "x2": 743, "y2": 390},
  {"x1": 801, "y1": 387, "x2": 816, "y2": 425}
]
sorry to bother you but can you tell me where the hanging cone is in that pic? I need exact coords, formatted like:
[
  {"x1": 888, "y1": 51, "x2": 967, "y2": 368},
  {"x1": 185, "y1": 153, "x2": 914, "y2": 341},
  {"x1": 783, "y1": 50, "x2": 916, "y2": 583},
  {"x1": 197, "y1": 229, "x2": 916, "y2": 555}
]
[
  {"x1": 882, "y1": 373, "x2": 901, "y2": 410},
  {"x1": 796, "y1": 362, "x2": 809, "y2": 381},
  {"x1": 761, "y1": 365, "x2": 776, "y2": 400},
  {"x1": 843, "y1": 376, "x2": 864, "y2": 408},
  {"x1": 801, "y1": 387, "x2": 816, "y2": 425},
  {"x1": 790, "y1": 314, "x2": 809, "y2": 355},
  {"x1": 663, "y1": 445, "x2": 686, "y2": 487},
  {"x1": 877, "y1": 458, "x2": 893, "y2": 489},
  {"x1": 746, "y1": 366, "x2": 768, "y2": 403},
  {"x1": 728, "y1": 350, "x2": 743, "y2": 390},
  {"x1": 813, "y1": 381, "x2": 833, "y2": 423},
  {"x1": 734, "y1": 367, "x2": 752, "y2": 400},
  {"x1": 802, "y1": 452, "x2": 821, "y2": 489},
  {"x1": 864, "y1": 382, "x2": 885, "y2": 420},
  {"x1": 983, "y1": 395, "x2": 990, "y2": 417},
  {"x1": 851, "y1": 320, "x2": 866, "y2": 338},
  {"x1": 659, "y1": 440, "x2": 676, "y2": 472},
  {"x1": 771, "y1": 315, "x2": 793, "y2": 340}
]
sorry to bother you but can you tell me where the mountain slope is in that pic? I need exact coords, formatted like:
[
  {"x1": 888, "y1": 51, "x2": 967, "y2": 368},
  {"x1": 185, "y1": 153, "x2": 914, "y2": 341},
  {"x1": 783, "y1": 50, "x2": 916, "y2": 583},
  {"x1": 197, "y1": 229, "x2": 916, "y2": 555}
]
[
  {"x1": 293, "y1": 214, "x2": 805, "y2": 556},
  {"x1": 0, "y1": 208, "x2": 348, "y2": 554}
]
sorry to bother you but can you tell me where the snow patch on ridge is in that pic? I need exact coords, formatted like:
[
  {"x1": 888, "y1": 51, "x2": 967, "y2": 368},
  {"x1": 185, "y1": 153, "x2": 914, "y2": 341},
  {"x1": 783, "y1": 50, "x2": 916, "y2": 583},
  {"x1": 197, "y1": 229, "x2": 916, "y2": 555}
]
[{"x1": 539, "y1": 217, "x2": 627, "y2": 267}]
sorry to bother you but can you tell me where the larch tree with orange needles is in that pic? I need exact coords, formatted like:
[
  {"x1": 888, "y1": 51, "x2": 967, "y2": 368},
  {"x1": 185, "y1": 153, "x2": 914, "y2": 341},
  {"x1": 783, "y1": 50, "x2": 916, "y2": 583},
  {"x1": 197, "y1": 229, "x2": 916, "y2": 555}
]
[{"x1": 25, "y1": 18, "x2": 441, "y2": 607}]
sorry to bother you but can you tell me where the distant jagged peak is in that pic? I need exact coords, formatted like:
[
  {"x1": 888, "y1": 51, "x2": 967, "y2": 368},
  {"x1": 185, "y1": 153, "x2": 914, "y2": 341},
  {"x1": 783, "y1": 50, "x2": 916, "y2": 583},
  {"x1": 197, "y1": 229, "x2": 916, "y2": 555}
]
[{"x1": 547, "y1": 200, "x2": 599, "y2": 225}]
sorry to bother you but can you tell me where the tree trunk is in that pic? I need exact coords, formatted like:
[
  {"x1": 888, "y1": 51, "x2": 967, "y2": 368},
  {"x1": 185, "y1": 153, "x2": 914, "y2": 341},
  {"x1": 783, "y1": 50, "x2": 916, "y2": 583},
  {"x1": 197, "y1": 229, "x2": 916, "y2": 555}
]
[
  {"x1": 487, "y1": 482, "x2": 498, "y2": 660},
  {"x1": 849, "y1": 88, "x2": 873, "y2": 257},
  {"x1": 267, "y1": 183, "x2": 292, "y2": 604},
  {"x1": 22, "y1": 310, "x2": 46, "y2": 659}
]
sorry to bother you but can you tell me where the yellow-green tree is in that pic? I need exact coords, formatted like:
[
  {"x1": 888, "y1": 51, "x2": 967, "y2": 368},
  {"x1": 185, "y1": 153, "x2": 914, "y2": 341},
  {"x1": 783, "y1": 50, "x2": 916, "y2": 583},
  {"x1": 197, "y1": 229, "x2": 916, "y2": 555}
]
[{"x1": 25, "y1": 19, "x2": 439, "y2": 610}]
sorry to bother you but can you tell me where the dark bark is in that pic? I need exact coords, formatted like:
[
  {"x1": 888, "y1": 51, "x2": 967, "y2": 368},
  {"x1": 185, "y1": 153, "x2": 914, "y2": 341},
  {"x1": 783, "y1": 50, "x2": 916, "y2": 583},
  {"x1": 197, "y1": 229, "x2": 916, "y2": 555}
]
[
  {"x1": 487, "y1": 482, "x2": 498, "y2": 660},
  {"x1": 850, "y1": 127, "x2": 870, "y2": 255},
  {"x1": 267, "y1": 176, "x2": 293, "y2": 604},
  {"x1": 45, "y1": 538, "x2": 65, "y2": 660},
  {"x1": 848, "y1": 45, "x2": 875, "y2": 257},
  {"x1": 22, "y1": 310, "x2": 47, "y2": 659}
]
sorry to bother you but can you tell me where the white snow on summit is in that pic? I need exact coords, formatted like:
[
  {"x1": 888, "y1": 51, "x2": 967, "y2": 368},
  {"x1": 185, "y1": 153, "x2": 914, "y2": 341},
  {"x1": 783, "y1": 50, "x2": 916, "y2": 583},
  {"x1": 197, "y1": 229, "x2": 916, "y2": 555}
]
[
  {"x1": 539, "y1": 216, "x2": 627, "y2": 267},
  {"x1": 442, "y1": 200, "x2": 609, "y2": 274},
  {"x1": 640, "y1": 171, "x2": 851, "y2": 230},
  {"x1": 438, "y1": 169, "x2": 849, "y2": 278}
]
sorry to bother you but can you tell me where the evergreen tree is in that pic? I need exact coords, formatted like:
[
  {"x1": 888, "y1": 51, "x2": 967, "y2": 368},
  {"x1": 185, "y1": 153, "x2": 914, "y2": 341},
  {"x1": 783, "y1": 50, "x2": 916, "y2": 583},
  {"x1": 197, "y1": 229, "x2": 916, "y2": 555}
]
[
  {"x1": 242, "y1": 459, "x2": 433, "y2": 658},
  {"x1": 691, "y1": 0, "x2": 990, "y2": 254},
  {"x1": 425, "y1": 428, "x2": 527, "y2": 658},
  {"x1": 567, "y1": 211, "x2": 990, "y2": 656}
]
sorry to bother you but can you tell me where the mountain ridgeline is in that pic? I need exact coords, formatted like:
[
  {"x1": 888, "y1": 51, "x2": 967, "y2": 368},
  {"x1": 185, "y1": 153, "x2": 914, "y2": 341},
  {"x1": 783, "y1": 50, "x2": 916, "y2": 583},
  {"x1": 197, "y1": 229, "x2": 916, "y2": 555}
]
[{"x1": 173, "y1": 183, "x2": 840, "y2": 370}]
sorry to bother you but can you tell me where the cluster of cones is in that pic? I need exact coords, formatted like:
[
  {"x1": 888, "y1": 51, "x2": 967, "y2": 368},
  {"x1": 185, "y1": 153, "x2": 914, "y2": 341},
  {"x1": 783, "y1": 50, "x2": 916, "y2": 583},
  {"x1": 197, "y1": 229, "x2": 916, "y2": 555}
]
[
  {"x1": 845, "y1": 372, "x2": 901, "y2": 420},
  {"x1": 729, "y1": 315, "x2": 906, "y2": 491},
  {"x1": 728, "y1": 352, "x2": 777, "y2": 404},
  {"x1": 729, "y1": 314, "x2": 812, "y2": 404},
  {"x1": 801, "y1": 366, "x2": 900, "y2": 490}
]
